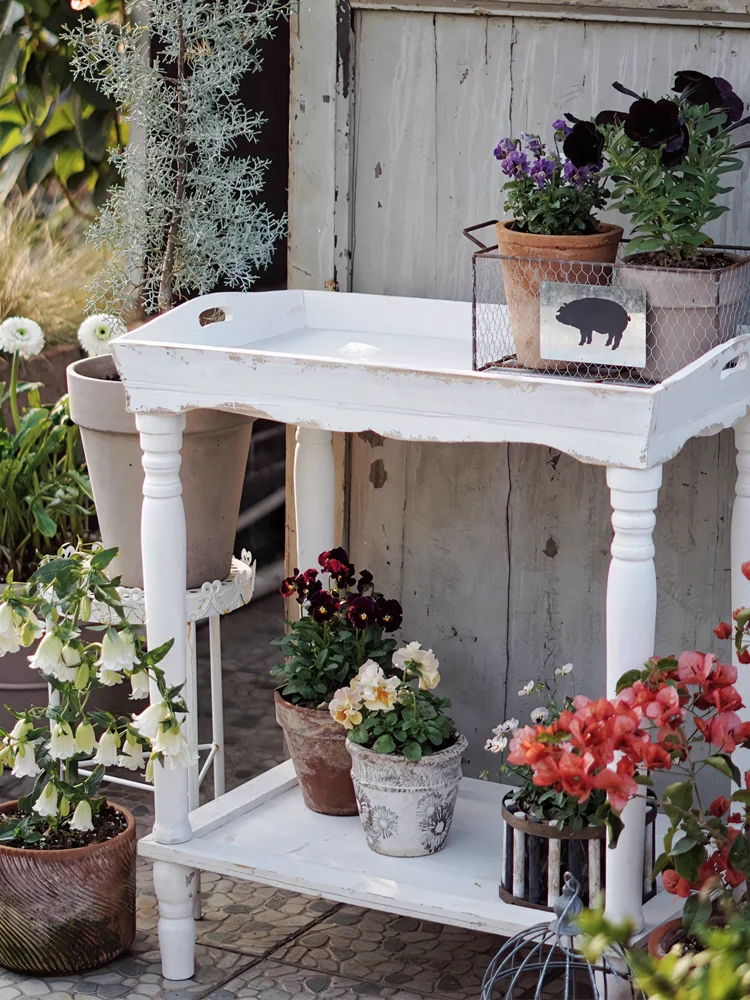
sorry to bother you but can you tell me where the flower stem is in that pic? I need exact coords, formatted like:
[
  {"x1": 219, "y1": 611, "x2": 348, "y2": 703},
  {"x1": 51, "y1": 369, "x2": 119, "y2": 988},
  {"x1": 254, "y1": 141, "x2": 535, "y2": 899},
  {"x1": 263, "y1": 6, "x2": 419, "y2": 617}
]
[{"x1": 9, "y1": 350, "x2": 21, "y2": 435}]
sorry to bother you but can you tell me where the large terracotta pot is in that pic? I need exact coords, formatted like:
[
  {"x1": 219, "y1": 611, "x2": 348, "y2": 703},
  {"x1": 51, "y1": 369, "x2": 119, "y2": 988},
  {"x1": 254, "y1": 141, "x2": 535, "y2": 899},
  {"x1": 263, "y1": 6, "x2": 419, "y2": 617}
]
[
  {"x1": 647, "y1": 917, "x2": 686, "y2": 959},
  {"x1": 67, "y1": 355, "x2": 254, "y2": 589},
  {"x1": 495, "y1": 221, "x2": 623, "y2": 370},
  {"x1": 274, "y1": 689, "x2": 358, "y2": 816},
  {"x1": 0, "y1": 800, "x2": 136, "y2": 974},
  {"x1": 620, "y1": 253, "x2": 750, "y2": 382},
  {"x1": 347, "y1": 734, "x2": 468, "y2": 857}
]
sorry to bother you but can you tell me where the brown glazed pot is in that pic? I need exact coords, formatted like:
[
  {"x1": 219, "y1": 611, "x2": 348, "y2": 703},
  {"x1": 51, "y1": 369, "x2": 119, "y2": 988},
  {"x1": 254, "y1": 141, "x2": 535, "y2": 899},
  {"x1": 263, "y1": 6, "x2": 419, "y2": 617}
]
[
  {"x1": 67, "y1": 354, "x2": 254, "y2": 589},
  {"x1": 495, "y1": 221, "x2": 624, "y2": 370},
  {"x1": 620, "y1": 253, "x2": 750, "y2": 382},
  {"x1": 0, "y1": 801, "x2": 136, "y2": 974},
  {"x1": 275, "y1": 689, "x2": 358, "y2": 816}
]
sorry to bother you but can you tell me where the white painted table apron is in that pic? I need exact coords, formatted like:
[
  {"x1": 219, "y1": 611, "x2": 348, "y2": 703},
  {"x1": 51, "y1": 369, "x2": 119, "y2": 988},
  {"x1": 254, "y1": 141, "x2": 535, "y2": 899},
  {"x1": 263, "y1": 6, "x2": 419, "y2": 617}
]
[{"x1": 111, "y1": 289, "x2": 750, "y2": 981}]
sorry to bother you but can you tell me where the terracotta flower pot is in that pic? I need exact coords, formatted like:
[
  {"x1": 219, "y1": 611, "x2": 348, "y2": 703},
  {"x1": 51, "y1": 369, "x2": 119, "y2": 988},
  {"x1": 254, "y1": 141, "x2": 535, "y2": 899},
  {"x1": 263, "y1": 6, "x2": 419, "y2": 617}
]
[
  {"x1": 67, "y1": 355, "x2": 254, "y2": 589},
  {"x1": 274, "y1": 689, "x2": 358, "y2": 816},
  {"x1": 619, "y1": 253, "x2": 750, "y2": 382},
  {"x1": 495, "y1": 221, "x2": 624, "y2": 370},
  {"x1": 347, "y1": 734, "x2": 467, "y2": 857},
  {"x1": 0, "y1": 800, "x2": 136, "y2": 974},
  {"x1": 647, "y1": 916, "x2": 686, "y2": 959}
]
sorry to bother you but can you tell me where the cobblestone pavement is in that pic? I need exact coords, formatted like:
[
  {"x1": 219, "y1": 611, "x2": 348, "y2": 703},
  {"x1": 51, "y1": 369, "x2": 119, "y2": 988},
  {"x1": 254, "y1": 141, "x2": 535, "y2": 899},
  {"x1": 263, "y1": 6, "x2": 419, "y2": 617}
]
[{"x1": 0, "y1": 595, "x2": 509, "y2": 1000}]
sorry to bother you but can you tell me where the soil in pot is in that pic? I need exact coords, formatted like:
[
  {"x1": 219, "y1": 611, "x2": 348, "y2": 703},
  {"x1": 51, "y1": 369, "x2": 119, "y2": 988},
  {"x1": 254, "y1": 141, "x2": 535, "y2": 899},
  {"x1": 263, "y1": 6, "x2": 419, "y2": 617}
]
[
  {"x1": 274, "y1": 689, "x2": 358, "y2": 816},
  {"x1": 67, "y1": 354, "x2": 254, "y2": 589},
  {"x1": 496, "y1": 221, "x2": 624, "y2": 370},
  {"x1": 648, "y1": 912, "x2": 727, "y2": 959},
  {"x1": 347, "y1": 734, "x2": 468, "y2": 857},
  {"x1": 619, "y1": 250, "x2": 750, "y2": 382},
  {"x1": 0, "y1": 800, "x2": 136, "y2": 974}
]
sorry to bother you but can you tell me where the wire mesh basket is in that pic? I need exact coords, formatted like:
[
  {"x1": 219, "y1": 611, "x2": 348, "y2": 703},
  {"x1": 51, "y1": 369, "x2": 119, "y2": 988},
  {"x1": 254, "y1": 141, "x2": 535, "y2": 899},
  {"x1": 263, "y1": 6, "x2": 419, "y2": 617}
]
[{"x1": 466, "y1": 221, "x2": 750, "y2": 386}]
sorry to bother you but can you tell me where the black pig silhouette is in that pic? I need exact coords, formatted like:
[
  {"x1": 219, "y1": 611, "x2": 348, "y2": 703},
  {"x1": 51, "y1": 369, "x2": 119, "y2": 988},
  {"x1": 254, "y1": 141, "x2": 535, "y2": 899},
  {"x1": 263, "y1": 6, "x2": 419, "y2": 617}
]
[{"x1": 555, "y1": 297, "x2": 631, "y2": 351}]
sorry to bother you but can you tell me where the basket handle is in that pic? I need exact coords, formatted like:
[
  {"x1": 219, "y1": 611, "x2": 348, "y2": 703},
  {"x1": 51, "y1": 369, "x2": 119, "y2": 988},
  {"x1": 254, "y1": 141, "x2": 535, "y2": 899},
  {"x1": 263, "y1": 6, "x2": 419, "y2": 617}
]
[{"x1": 463, "y1": 220, "x2": 499, "y2": 252}]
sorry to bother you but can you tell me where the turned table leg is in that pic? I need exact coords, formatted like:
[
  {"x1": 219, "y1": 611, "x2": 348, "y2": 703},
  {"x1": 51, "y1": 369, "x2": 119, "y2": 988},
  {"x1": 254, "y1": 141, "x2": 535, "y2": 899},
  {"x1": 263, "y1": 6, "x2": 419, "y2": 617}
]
[
  {"x1": 294, "y1": 427, "x2": 336, "y2": 569},
  {"x1": 732, "y1": 415, "x2": 750, "y2": 777},
  {"x1": 137, "y1": 412, "x2": 196, "y2": 981},
  {"x1": 604, "y1": 465, "x2": 662, "y2": 932}
]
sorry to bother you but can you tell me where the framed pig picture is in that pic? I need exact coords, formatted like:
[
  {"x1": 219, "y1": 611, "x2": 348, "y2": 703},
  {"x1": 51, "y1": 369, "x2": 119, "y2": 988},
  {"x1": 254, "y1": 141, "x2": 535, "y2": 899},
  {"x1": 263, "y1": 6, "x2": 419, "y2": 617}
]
[{"x1": 539, "y1": 282, "x2": 647, "y2": 368}]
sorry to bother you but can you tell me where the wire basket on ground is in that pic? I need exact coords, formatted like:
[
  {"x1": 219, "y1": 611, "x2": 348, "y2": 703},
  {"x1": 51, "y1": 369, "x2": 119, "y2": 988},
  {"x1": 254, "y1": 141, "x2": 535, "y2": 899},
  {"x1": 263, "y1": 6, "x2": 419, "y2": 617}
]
[{"x1": 467, "y1": 222, "x2": 750, "y2": 386}]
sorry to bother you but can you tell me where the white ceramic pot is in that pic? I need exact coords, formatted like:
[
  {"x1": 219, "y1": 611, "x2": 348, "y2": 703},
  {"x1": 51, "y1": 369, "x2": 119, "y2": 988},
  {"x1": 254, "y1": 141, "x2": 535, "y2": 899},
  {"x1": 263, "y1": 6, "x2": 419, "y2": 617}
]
[{"x1": 346, "y1": 734, "x2": 467, "y2": 857}]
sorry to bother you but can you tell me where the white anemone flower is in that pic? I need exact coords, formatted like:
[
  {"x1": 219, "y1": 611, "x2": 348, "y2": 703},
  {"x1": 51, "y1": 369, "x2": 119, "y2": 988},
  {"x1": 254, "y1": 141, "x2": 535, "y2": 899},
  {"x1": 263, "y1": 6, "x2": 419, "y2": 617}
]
[
  {"x1": 11, "y1": 741, "x2": 40, "y2": 779},
  {"x1": 131, "y1": 700, "x2": 170, "y2": 741},
  {"x1": 50, "y1": 722, "x2": 76, "y2": 760},
  {"x1": 70, "y1": 799, "x2": 94, "y2": 833},
  {"x1": 77, "y1": 314, "x2": 126, "y2": 357},
  {"x1": 128, "y1": 670, "x2": 150, "y2": 700},
  {"x1": 0, "y1": 316, "x2": 45, "y2": 359},
  {"x1": 118, "y1": 735, "x2": 146, "y2": 771},
  {"x1": 33, "y1": 782, "x2": 59, "y2": 818},
  {"x1": 92, "y1": 729, "x2": 119, "y2": 766}
]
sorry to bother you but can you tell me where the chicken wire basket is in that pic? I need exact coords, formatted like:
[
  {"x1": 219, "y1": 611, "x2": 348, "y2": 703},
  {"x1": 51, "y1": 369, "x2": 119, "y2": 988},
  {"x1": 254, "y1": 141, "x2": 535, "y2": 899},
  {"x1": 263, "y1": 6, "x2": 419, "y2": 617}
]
[{"x1": 466, "y1": 221, "x2": 750, "y2": 385}]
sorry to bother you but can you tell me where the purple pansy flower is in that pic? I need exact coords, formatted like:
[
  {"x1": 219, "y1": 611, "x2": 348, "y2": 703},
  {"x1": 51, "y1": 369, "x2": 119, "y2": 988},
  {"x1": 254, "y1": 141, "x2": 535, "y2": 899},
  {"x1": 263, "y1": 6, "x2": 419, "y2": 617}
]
[
  {"x1": 552, "y1": 118, "x2": 573, "y2": 137},
  {"x1": 493, "y1": 137, "x2": 517, "y2": 160},
  {"x1": 529, "y1": 156, "x2": 556, "y2": 188},
  {"x1": 521, "y1": 132, "x2": 543, "y2": 155},
  {"x1": 501, "y1": 150, "x2": 530, "y2": 177}
]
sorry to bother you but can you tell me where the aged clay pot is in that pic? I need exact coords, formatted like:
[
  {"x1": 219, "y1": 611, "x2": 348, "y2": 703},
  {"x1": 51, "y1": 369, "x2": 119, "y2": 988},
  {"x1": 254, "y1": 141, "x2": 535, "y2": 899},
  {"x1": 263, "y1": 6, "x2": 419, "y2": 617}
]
[
  {"x1": 274, "y1": 689, "x2": 358, "y2": 816},
  {"x1": 67, "y1": 355, "x2": 254, "y2": 589},
  {"x1": 495, "y1": 221, "x2": 623, "y2": 370},
  {"x1": 0, "y1": 801, "x2": 136, "y2": 974},
  {"x1": 347, "y1": 734, "x2": 468, "y2": 857},
  {"x1": 619, "y1": 253, "x2": 750, "y2": 382},
  {"x1": 647, "y1": 917, "x2": 686, "y2": 959}
]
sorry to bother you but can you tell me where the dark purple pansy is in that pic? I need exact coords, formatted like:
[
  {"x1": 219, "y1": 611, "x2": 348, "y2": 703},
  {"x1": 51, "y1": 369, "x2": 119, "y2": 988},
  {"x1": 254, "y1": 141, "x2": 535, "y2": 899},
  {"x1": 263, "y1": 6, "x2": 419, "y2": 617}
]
[
  {"x1": 623, "y1": 98, "x2": 683, "y2": 150},
  {"x1": 308, "y1": 590, "x2": 340, "y2": 624},
  {"x1": 280, "y1": 571, "x2": 299, "y2": 598},
  {"x1": 595, "y1": 109, "x2": 630, "y2": 128},
  {"x1": 674, "y1": 70, "x2": 745, "y2": 123},
  {"x1": 347, "y1": 596, "x2": 377, "y2": 630},
  {"x1": 296, "y1": 568, "x2": 322, "y2": 604},
  {"x1": 376, "y1": 598, "x2": 403, "y2": 633},
  {"x1": 357, "y1": 570, "x2": 374, "y2": 594},
  {"x1": 562, "y1": 121, "x2": 604, "y2": 168},
  {"x1": 318, "y1": 546, "x2": 350, "y2": 569}
]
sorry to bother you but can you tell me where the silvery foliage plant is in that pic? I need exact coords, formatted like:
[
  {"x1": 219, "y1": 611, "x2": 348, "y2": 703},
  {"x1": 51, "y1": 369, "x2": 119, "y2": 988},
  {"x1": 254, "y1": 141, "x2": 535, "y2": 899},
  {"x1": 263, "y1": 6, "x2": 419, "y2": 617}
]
[
  {"x1": 0, "y1": 543, "x2": 192, "y2": 846},
  {"x1": 67, "y1": 0, "x2": 288, "y2": 315}
]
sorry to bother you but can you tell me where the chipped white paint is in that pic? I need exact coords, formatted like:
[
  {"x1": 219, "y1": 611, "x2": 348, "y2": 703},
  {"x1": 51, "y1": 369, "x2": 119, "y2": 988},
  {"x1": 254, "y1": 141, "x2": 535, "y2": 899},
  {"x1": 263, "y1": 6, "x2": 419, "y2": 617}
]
[{"x1": 547, "y1": 839, "x2": 561, "y2": 907}]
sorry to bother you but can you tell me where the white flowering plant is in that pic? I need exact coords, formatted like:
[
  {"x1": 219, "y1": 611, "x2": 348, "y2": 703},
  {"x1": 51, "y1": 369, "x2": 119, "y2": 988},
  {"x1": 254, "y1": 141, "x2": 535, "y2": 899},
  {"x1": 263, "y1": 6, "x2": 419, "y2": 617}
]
[
  {"x1": 484, "y1": 663, "x2": 607, "y2": 830},
  {"x1": 0, "y1": 542, "x2": 191, "y2": 848},
  {"x1": 77, "y1": 314, "x2": 126, "y2": 358},
  {"x1": 0, "y1": 316, "x2": 93, "y2": 580},
  {"x1": 330, "y1": 642, "x2": 456, "y2": 760}
]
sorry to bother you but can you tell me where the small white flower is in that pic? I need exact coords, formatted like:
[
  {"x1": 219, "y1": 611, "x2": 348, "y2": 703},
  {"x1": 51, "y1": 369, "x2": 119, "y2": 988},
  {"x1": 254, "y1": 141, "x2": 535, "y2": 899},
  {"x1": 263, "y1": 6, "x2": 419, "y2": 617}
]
[
  {"x1": 8, "y1": 718, "x2": 29, "y2": 742},
  {"x1": 485, "y1": 735, "x2": 508, "y2": 754},
  {"x1": 152, "y1": 721, "x2": 187, "y2": 757},
  {"x1": 128, "y1": 670, "x2": 150, "y2": 700},
  {"x1": 329, "y1": 687, "x2": 363, "y2": 730},
  {"x1": 96, "y1": 629, "x2": 138, "y2": 674},
  {"x1": 554, "y1": 662, "x2": 574, "y2": 677},
  {"x1": 164, "y1": 738, "x2": 198, "y2": 771},
  {"x1": 0, "y1": 603, "x2": 22, "y2": 655},
  {"x1": 92, "y1": 729, "x2": 119, "y2": 766},
  {"x1": 19, "y1": 609, "x2": 45, "y2": 647},
  {"x1": 77, "y1": 314, "x2": 126, "y2": 357},
  {"x1": 69, "y1": 799, "x2": 94, "y2": 833},
  {"x1": 530, "y1": 706, "x2": 550, "y2": 724},
  {"x1": 392, "y1": 641, "x2": 440, "y2": 690},
  {"x1": 11, "y1": 741, "x2": 40, "y2": 779},
  {"x1": 75, "y1": 722, "x2": 97, "y2": 755},
  {"x1": 33, "y1": 782, "x2": 59, "y2": 818},
  {"x1": 0, "y1": 316, "x2": 45, "y2": 359},
  {"x1": 28, "y1": 632, "x2": 65, "y2": 678},
  {"x1": 50, "y1": 722, "x2": 76, "y2": 760},
  {"x1": 98, "y1": 668, "x2": 125, "y2": 687},
  {"x1": 518, "y1": 680, "x2": 535, "y2": 697},
  {"x1": 493, "y1": 719, "x2": 518, "y2": 737},
  {"x1": 118, "y1": 735, "x2": 146, "y2": 771},
  {"x1": 351, "y1": 659, "x2": 400, "y2": 712},
  {"x1": 132, "y1": 701, "x2": 170, "y2": 741}
]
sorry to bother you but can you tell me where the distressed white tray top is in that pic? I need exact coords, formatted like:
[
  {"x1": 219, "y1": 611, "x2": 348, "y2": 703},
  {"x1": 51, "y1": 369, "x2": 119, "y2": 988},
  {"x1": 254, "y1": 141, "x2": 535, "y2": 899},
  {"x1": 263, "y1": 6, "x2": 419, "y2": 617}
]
[
  {"x1": 112, "y1": 289, "x2": 750, "y2": 469},
  {"x1": 138, "y1": 760, "x2": 679, "y2": 938}
]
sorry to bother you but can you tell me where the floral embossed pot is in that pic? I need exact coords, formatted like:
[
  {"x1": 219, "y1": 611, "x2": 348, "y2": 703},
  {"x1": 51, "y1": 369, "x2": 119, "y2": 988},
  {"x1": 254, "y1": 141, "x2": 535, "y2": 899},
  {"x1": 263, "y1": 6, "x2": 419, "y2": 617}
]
[{"x1": 347, "y1": 734, "x2": 467, "y2": 857}]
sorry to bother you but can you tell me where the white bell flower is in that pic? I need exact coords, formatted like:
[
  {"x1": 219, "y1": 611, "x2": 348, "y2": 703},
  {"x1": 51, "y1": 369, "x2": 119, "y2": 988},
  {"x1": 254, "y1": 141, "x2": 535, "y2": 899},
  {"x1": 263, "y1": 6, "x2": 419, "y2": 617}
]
[
  {"x1": 118, "y1": 735, "x2": 146, "y2": 771},
  {"x1": 75, "y1": 722, "x2": 97, "y2": 755},
  {"x1": 145, "y1": 754, "x2": 156, "y2": 783},
  {"x1": 33, "y1": 782, "x2": 59, "y2": 818},
  {"x1": 96, "y1": 629, "x2": 138, "y2": 674},
  {"x1": 0, "y1": 603, "x2": 22, "y2": 655},
  {"x1": 92, "y1": 729, "x2": 119, "y2": 766},
  {"x1": 19, "y1": 609, "x2": 45, "y2": 647},
  {"x1": 8, "y1": 718, "x2": 29, "y2": 742},
  {"x1": 97, "y1": 667, "x2": 125, "y2": 687},
  {"x1": 50, "y1": 722, "x2": 77, "y2": 760},
  {"x1": 0, "y1": 316, "x2": 45, "y2": 359},
  {"x1": 128, "y1": 670, "x2": 150, "y2": 700},
  {"x1": 131, "y1": 700, "x2": 170, "y2": 741},
  {"x1": 163, "y1": 732, "x2": 197, "y2": 770},
  {"x1": 11, "y1": 741, "x2": 40, "y2": 779},
  {"x1": 28, "y1": 633, "x2": 64, "y2": 676},
  {"x1": 69, "y1": 799, "x2": 94, "y2": 833},
  {"x1": 77, "y1": 314, "x2": 126, "y2": 357},
  {"x1": 152, "y1": 721, "x2": 187, "y2": 757}
]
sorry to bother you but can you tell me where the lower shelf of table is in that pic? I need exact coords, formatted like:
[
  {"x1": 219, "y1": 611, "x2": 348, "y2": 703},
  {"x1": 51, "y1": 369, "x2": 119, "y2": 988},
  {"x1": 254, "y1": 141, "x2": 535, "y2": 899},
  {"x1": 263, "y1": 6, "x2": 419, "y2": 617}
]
[{"x1": 138, "y1": 760, "x2": 681, "y2": 938}]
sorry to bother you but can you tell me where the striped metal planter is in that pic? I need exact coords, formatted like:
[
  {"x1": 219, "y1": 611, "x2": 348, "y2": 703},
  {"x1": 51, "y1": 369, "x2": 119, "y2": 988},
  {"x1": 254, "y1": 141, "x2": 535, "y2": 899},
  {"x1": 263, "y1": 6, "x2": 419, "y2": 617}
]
[
  {"x1": 0, "y1": 800, "x2": 136, "y2": 974},
  {"x1": 500, "y1": 794, "x2": 657, "y2": 911}
]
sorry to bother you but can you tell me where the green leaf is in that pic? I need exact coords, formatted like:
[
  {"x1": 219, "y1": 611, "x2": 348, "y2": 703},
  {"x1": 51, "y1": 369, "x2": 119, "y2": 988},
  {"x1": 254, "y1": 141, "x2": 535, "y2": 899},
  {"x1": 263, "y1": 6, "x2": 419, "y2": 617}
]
[
  {"x1": 673, "y1": 844, "x2": 704, "y2": 883},
  {"x1": 372, "y1": 734, "x2": 396, "y2": 754},
  {"x1": 671, "y1": 835, "x2": 698, "y2": 855},
  {"x1": 402, "y1": 740, "x2": 422, "y2": 761},
  {"x1": 705, "y1": 754, "x2": 741, "y2": 785},
  {"x1": 728, "y1": 835, "x2": 750, "y2": 879},
  {"x1": 615, "y1": 669, "x2": 641, "y2": 694},
  {"x1": 731, "y1": 789, "x2": 750, "y2": 805},
  {"x1": 0, "y1": 34, "x2": 20, "y2": 97},
  {"x1": 30, "y1": 502, "x2": 57, "y2": 537},
  {"x1": 25, "y1": 143, "x2": 57, "y2": 187},
  {"x1": 662, "y1": 780, "x2": 693, "y2": 814}
]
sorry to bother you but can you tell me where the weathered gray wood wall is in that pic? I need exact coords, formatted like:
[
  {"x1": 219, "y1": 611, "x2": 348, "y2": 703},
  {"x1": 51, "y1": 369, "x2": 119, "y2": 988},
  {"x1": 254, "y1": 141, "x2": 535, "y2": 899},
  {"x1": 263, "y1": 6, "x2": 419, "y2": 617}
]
[{"x1": 345, "y1": 7, "x2": 749, "y2": 774}]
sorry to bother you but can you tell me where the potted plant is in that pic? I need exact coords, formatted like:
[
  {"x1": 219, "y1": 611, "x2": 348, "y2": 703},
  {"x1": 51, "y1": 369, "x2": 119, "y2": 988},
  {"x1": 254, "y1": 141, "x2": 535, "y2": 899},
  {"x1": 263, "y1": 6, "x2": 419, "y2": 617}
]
[
  {"x1": 486, "y1": 664, "x2": 658, "y2": 909},
  {"x1": 272, "y1": 548, "x2": 402, "y2": 816},
  {"x1": 594, "y1": 70, "x2": 750, "y2": 380},
  {"x1": 0, "y1": 542, "x2": 190, "y2": 974},
  {"x1": 329, "y1": 643, "x2": 466, "y2": 857},
  {"x1": 0, "y1": 315, "x2": 93, "y2": 727},
  {"x1": 493, "y1": 121, "x2": 622, "y2": 368}
]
